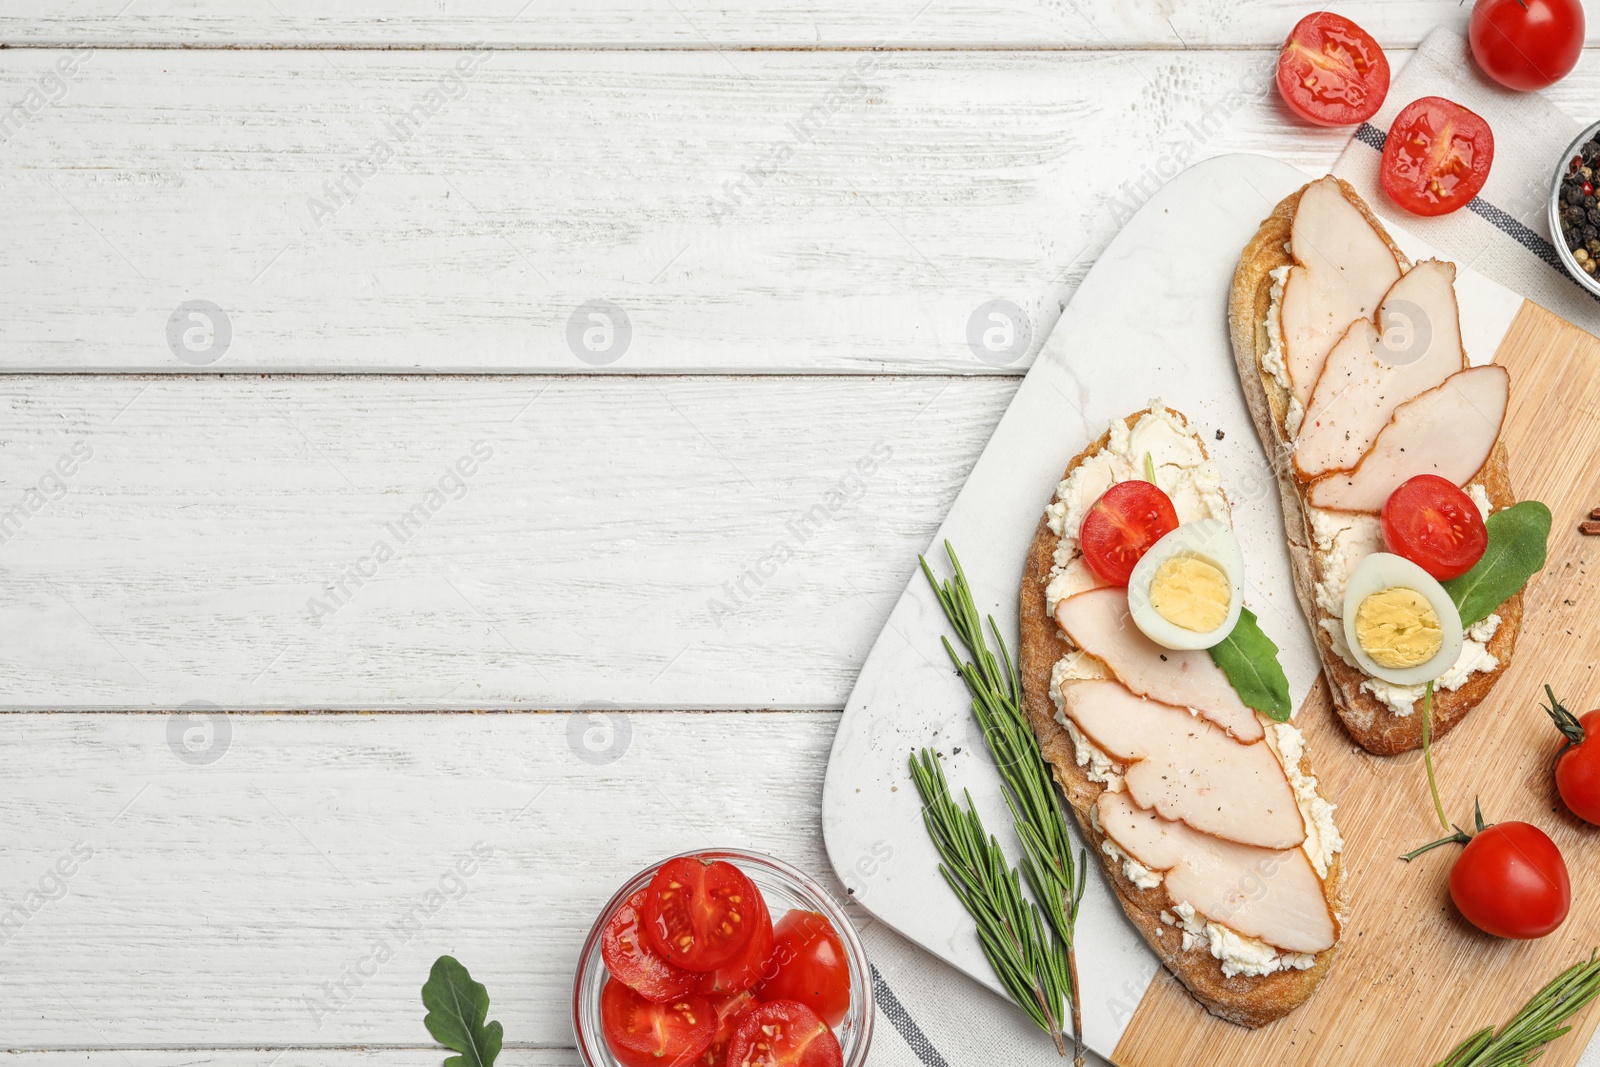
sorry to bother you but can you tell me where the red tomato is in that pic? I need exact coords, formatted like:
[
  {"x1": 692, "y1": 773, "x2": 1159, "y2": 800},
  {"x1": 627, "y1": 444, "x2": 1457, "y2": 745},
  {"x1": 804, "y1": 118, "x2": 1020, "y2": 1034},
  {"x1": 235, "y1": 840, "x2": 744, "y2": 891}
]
[
  {"x1": 697, "y1": 883, "x2": 774, "y2": 995},
  {"x1": 1449, "y1": 821, "x2": 1570, "y2": 939},
  {"x1": 724, "y1": 1001, "x2": 843, "y2": 1067},
  {"x1": 1380, "y1": 97, "x2": 1494, "y2": 217},
  {"x1": 600, "y1": 977, "x2": 718, "y2": 1067},
  {"x1": 1470, "y1": 0, "x2": 1585, "y2": 92},
  {"x1": 1079, "y1": 481, "x2": 1179, "y2": 586},
  {"x1": 699, "y1": 991, "x2": 758, "y2": 1067},
  {"x1": 1380, "y1": 475, "x2": 1488, "y2": 580},
  {"x1": 645, "y1": 857, "x2": 760, "y2": 972},
  {"x1": 604, "y1": 888, "x2": 700, "y2": 1002},
  {"x1": 1276, "y1": 12, "x2": 1391, "y2": 126},
  {"x1": 1546, "y1": 687, "x2": 1600, "y2": 825},
  {"x1": 756, "y1": 911, "x2": 851, "y2": 1029}
]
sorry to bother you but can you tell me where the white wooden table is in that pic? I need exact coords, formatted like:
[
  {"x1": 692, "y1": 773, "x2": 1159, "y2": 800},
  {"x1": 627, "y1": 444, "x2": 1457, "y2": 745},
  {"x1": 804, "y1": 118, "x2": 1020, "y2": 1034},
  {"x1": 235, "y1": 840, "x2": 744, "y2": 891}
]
[{"x1": 4, "y1": 6, "x2": 1598, "y2": 1064}]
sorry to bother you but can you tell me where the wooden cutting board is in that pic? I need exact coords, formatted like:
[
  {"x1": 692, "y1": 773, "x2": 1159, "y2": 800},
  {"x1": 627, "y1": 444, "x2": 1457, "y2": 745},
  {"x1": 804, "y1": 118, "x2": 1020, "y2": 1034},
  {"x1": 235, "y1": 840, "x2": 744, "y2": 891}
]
[
  {"x1": 1116, "y1": 299, "x2": 1600, "y2": 1066},
  {"x1": 822, "y1": 153, "x2": 1600, "y2": 1065}
]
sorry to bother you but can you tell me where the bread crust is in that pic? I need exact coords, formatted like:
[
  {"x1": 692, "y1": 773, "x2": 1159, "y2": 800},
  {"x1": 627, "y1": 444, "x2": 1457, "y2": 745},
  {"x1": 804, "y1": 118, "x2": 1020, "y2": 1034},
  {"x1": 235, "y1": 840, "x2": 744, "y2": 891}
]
[
  {"x1": 1225, "y1": 178, "x2": 1522, "y2": 757},
  {"x1": 1018, "y1": 410, "x2": 1344, "y2": 1030}
]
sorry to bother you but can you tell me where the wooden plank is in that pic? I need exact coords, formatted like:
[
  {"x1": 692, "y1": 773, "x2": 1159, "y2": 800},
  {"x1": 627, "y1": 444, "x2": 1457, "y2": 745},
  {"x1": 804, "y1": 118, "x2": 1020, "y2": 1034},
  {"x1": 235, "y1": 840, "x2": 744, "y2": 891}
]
[
  {"x1": 0, "y1": 47, "x2": 1375, "y2": 374},
  {"x1": 0, "y1": 710, "x2": 838, "y2": 1046},
  {"x1": 1113, "y1": 300, "x2": 1600, "y2": 1065},
  {"x1": 6, "y1": 1053, "x2": 579, "y2": 1066},
  {"x1": 0, "y1": 2, "x2": 1569, "y2": 49},
  {"x1": 0, "y1": 374, "x2": 1012, "y2": 709}
]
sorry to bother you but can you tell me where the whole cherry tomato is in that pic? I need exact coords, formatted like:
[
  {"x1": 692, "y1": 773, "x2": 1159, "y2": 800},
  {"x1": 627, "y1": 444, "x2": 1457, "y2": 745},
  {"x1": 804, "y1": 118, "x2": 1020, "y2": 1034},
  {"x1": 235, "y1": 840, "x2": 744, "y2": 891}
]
[
  {"x1": 1276, "y1": 12, "x2": 1391, "y2": 127},
  {"x1": 1380, "y1": 97, "x2": 1494, "y2": 217},
  {"x1": 756, "y1": 911, "x2": 852, "y2": 1028},
  {"x1": 1381, "y1": 475, "x2": 1488, "y2": 581},
  {"x1": 1406, "y1": 801, "x2": 1570, "y2": 940},
  {"x1": 1545, "y1": 686, "x2": 1600, "y2": 825},
  {"x1": 1079, "y1": 480, "x2": 1179, "y2": 586},
  {"x1": 1470, "y1": 0, "x2": 1585, "y2": 92}
]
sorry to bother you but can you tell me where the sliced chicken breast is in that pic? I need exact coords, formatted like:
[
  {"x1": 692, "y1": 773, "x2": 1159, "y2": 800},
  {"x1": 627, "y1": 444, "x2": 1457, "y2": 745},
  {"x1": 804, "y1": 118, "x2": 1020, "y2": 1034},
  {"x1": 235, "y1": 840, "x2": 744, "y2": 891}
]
[
  {"x1": 1054, "y1": 587, "x2": 1263, "y2": 743},
  {"x1": 1060, "y1": 679, "x2": 1304, "y2": 850},
  {"x1": 1098, "y1": 791, "x2": 1338, "y2": 955}
]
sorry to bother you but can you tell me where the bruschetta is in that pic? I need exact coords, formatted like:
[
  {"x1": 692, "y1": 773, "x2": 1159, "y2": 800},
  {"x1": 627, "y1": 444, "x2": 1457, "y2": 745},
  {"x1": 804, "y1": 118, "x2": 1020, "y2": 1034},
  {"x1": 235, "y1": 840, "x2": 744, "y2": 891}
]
[
  {"x1": 1226, "y1": 176, "x2": 1522, "y2": 756},
  {"x1": 1018, "y1": 405, "x2": 1345, "y2": 1028}
]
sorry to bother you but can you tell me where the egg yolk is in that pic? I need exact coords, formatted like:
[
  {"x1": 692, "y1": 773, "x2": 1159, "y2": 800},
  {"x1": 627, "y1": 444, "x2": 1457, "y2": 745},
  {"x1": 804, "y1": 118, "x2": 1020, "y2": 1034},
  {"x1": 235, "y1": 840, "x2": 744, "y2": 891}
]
[
  {"x1": 1355, "y1": 587, "x2": 1443, "y2": 669},
  {"x1": 1149, "y1": 554, "x2": 1231, "y2": 633}
]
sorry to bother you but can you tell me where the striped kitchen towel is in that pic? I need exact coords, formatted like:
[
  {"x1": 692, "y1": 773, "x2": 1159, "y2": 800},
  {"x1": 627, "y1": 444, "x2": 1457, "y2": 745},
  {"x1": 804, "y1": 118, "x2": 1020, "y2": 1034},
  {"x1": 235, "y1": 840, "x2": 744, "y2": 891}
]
[
  {"x1": 855, "y1": 916, "x2": 1106, "y2": 1067},
  {"x1": 1332, "y1": 27, "x2": 1600, "y2": 337}
]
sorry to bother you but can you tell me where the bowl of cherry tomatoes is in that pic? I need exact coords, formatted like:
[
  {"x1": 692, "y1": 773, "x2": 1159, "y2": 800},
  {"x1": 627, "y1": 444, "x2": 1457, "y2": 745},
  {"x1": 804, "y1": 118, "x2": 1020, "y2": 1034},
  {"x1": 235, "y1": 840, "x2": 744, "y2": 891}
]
[{"x1": 572, "y1": 848, "x2": 873, "y2": 1067}]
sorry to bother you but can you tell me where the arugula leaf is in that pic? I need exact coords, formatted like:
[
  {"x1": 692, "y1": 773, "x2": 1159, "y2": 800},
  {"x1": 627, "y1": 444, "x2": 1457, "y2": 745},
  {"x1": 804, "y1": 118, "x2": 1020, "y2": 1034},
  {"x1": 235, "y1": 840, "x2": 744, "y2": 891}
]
[
  {"x1": 1208, "y1": 608, "x2": 1292, "y2": 722},
  {"x1": 422, "y1": 956, "x2": 503, "y2": 1067},
  {"x1": 1443, "y1": 500, "x2": 1552, "y2": 627}
]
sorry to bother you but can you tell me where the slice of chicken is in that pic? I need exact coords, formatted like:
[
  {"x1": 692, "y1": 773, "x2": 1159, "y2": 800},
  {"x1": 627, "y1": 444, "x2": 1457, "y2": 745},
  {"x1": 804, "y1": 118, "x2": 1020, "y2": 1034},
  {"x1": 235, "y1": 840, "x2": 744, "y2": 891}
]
[
  {"x1": 1098, "y1": 790, "x2": 1338, "y2": 955},
  {"x1": 1295, "y1": 260, "x2": 1465, "y2": 478},
  {"x1": 1060, "y1": 679, "x2": 1304, "y2": 850},
  {"x1": 1306, "y1": 365, "x2": 1509, "y2": 513},
  {"x1": 1054, "y1": 587, "x2": 1263, "y2": 742},
  {"x1": 1279, "y1": 177, "x2": 1404, "y2": 407}
]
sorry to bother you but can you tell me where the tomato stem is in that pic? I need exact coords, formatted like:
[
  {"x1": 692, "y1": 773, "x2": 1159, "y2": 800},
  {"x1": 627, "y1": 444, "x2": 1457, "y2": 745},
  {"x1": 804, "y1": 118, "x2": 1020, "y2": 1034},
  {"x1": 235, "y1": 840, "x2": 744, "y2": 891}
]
[
  {"x1": 1422, "y1": 681, "x2": 1449, "y2": 831},
  {"x1": 1401, "y1": 825, "x2": 1472, "y2": 861},
  {"x1": 1543, "y1": 684, "x2": 1586, "y2": 765}
]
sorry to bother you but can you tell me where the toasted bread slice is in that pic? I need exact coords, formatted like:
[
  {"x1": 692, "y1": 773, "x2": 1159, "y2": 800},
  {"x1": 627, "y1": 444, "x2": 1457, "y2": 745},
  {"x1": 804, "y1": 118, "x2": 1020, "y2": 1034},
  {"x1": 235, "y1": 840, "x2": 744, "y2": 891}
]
[
  {"x1": 1018, "y1": 409, "x2": 1344, "y2": 1029},
  {"x1": 1226, "y1": 178, "x2": 1522, "y2": 756}
]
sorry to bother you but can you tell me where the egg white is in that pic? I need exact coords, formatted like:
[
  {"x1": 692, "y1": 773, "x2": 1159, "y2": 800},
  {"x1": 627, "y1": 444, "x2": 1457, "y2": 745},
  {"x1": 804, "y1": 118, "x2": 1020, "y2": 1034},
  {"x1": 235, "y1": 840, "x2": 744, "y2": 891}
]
[
  {"x1": 1340, "y1": 552, "x2": 1464, "y2": 686},
  {"x1": 1127, "y1": 519, "x2": 1245, "y2": 651}
]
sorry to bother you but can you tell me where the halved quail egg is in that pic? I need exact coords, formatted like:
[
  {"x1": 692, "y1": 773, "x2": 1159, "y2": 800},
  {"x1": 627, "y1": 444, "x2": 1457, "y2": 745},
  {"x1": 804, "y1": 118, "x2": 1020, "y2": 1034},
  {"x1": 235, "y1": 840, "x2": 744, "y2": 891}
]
[
  {"x1": 1341, "y1": 552, "x2": 1464, "y2": 686},
  {"x1": 1127, "y1": 519, "x2": 1244, "y2": 650}
]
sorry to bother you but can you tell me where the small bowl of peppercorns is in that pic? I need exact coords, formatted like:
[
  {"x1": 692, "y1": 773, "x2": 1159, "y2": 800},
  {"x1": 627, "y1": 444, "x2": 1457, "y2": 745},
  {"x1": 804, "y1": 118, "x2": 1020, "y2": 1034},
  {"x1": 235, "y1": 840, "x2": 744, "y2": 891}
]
[{"x1": 1551, "y1": 121, "x2": 1600, "y2": 296}]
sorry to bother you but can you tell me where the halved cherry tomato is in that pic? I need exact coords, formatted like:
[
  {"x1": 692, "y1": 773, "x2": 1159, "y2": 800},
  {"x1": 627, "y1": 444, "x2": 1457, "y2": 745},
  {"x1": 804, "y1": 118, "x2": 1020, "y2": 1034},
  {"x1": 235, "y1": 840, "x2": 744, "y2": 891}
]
[
  {"x1": 1380, "y1": 475, "x2": 1488, "y2": 580},
  {"x1": 697, "y1": 882, "x2": 774, "y2": 995},
  {"x1": 699, "y1": 990, "x2": 758, "y2": 1067},
  {"x1": 1276, "y1": 12, "x2": 1390, "y2": 127},
  {"x1": 600, "y1": 977, "x2": 718, "y2": 1067},
  {"x1": 725, "y1": 1001, "x2": 843, "y2": 1067},
  {"x1": 645, "y1": 856, "x2": 760, "y2": 972},
  {"x1": 1079, "y1": 480, "x2": 1179, "y2": 586},
  {"x1": 1380, "y1": 97, "x2": 1494, "y2": 217},
  {"x1": 1470, "y1": 0, "x2": 1584, "y2": 92},
  {"x1": 756, "y1": 911, "x2": 851, "y2": 1029},
  {"x1": 1450, "y1": 820, "x2": 1570, "y2": 939},
  {"x1": 604, "y1": 888, "x2": 700, "y2": 1002}
]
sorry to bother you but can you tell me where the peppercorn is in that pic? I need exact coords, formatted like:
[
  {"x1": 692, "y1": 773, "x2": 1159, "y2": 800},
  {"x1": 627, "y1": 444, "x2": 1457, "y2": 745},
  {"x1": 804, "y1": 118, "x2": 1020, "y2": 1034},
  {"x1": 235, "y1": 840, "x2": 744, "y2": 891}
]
[
  {"x1": 1586, "y1": 259, "x2": 1596, "y2": 274},
  {"x1": 1576, "y1": 248, "x2": 1588, "y2": 262}
]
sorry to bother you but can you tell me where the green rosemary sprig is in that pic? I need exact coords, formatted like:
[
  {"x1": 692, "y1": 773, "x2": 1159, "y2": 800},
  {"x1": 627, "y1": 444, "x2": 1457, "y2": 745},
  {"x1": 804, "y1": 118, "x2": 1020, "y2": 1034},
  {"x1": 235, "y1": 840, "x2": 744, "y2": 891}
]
[
  {"x1": 1435, "y1": 951, "x2": 1600, "y2": 1067},
  {"x1": 918, "y1": 541, "x2": 1088, "y2": 1063},
  {"x1": 910, "y1": 751, "x2": 1073, "y2": 1056}
]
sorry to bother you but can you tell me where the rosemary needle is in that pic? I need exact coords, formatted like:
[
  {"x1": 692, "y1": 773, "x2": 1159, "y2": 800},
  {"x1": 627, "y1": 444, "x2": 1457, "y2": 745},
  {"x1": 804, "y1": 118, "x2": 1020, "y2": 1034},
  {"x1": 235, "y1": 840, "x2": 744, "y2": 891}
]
[
  {"x1": 1435, "y1": 952, "x2": 1600, "y2": 1067},
  {"x1": 916, "y1": 541, "x2": 1088, "y2": 1063}
]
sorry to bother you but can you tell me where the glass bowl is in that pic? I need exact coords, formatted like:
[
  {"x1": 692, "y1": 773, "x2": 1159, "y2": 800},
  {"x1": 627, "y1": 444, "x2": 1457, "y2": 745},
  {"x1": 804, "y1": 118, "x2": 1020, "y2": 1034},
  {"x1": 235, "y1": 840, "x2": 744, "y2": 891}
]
[
  {"x1": 1548, "y1": 118, "x2": 1600, "y2": 298},
  {"x1": 572, "y1": 848, "x2": 875, "y2": 1067}
]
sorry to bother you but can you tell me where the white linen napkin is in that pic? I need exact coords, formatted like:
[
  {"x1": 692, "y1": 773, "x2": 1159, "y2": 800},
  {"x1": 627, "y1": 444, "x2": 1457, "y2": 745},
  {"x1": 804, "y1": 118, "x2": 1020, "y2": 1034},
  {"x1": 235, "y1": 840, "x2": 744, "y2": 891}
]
[{"x1": 1333, "y1": 28, "x2": 1600, "y2": 337}]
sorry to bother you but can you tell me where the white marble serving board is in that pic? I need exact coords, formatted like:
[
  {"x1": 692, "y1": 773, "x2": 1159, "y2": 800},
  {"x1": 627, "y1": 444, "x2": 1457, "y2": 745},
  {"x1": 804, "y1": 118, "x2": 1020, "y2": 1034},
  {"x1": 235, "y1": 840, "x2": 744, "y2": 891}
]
[{"x1": 820, "y1": 153, "x2": 1524, "y2": 1059}]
